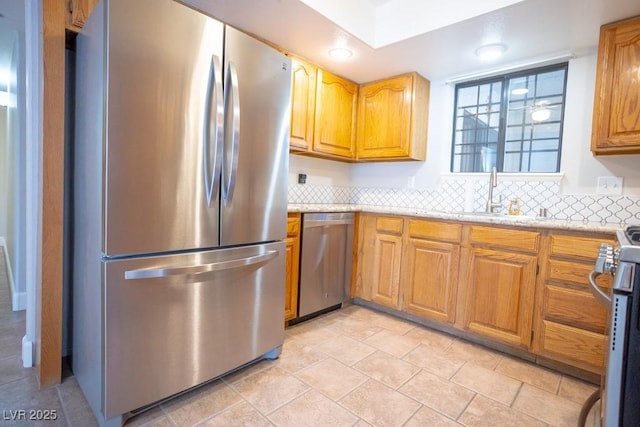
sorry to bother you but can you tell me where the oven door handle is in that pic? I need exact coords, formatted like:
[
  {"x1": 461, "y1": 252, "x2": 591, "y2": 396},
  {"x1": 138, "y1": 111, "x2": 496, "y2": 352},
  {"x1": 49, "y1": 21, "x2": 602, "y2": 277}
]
[{"x1": 588, "y1": 270, "x2": 612, "y2": 307}]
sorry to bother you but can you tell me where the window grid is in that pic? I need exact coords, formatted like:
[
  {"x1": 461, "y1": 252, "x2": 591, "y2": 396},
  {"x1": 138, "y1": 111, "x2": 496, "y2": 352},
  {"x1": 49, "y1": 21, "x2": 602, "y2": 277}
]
[{"x1": 451, "y1": 63, "x2": 567, "y2": 173}]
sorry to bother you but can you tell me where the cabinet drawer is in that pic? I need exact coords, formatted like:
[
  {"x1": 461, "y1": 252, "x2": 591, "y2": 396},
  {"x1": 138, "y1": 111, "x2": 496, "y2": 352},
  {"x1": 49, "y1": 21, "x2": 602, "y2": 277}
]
[
  {"x1": 541, "y1": 320, "x2": 605, "y2": 370},
  {"x1": 546, "y1": 259, "x2": 612, "y2": 289},
  {"x1": 408, "y1": 219, "x2": 461, "y2": 243},
  {"x1": 376, "y1": 216, "x2": 403, "y2": 235},
  {"x1": 287, "y1": 214, "x2": 301, "y2": 237},
  {"x1": 543, "y1": 285, "x2": 608, "y2": 333},
  {"x1": 550, "y1": 234, "x2": 616, "y2": 261},
  {"x1": 469, "y1": 226, "x2": 539, "y2": 253}
]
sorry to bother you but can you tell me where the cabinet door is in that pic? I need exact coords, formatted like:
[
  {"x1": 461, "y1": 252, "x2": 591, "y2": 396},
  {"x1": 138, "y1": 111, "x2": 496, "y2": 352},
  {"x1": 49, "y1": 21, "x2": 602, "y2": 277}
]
[
  {"x1": 356, "y1": 215, "x2": 403, "y2": 309},
  {"x1": 402, "y1": 238, "x2": 459, "y2": 323},
  {"x1": 356, "y1": 73, "x2": 429, "y2": 161},
  {"x1": 313, "y1": 70, "x2": 357, "y2": 159},
  {"x1": 357, "y1": 74, "x2": 413, "y2": 159},
  {"x1": 284, "y1": 214, "x2": 300, "y2": 321},
  {"x1": 67, "y1": 0, "x2": 99, "y2": 32},
  {"x1": 591, "y1": 16, "x2": 640, "y2": 154},
  {"x1": 462, "y1": 247, "x2": 537, "y2": 348},
  {"x1": 370, "y1": 232, "x2": 403, "y2": 309},
  {"x1": 289, "y1": 58, "x2": 316, "y2": 152}
]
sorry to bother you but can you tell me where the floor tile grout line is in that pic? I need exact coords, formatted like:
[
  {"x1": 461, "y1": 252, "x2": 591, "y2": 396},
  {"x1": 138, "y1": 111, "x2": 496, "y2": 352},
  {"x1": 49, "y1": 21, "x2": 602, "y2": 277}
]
[
  {"x1": 508, "y1": 380, "x2": 526, "y2": 408},
  {"x1": 259, "y1": 383, "x2": 310, "y2": 419},
  {"x1": 454, "y1": 391, "x2": 480, "y2": 423}
]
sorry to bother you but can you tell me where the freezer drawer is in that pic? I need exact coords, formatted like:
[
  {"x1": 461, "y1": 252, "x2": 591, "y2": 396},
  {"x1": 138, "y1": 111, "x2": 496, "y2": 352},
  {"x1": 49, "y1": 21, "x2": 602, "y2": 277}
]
[{"x1": 103, "y1": 242, "x2": 285, "y2": 417}]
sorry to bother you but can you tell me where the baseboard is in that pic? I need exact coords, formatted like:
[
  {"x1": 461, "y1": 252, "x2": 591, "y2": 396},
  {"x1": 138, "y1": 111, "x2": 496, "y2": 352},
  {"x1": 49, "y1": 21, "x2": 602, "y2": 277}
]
[
  {"x1": 0, "y1": 237, "x2": 25, "y2": 311},
  {"x1": 22, "y1": 335, "x2": 33, "y2": 368}
]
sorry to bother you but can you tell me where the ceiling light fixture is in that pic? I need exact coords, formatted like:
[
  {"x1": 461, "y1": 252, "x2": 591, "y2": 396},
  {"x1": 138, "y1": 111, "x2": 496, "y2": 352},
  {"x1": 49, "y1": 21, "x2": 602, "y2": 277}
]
[
  {"x1": 511, "y1": 88, "x2": 529, "y2": 95},
  {"x1": 475, "y1": 43, "x2": 507, "y2": 61},
  {"x1": 328, "y1": 47, "x2": 353, "y2": 60},
  {"x1": 531, "y1": 106, "x2": 551, "y2": 122}
]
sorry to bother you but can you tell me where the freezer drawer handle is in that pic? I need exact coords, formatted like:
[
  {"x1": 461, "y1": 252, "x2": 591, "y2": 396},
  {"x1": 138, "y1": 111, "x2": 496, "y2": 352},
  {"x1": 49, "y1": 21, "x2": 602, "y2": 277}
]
[{"x1": 124, "y1": 250, "x2": 278, "y2": 280}]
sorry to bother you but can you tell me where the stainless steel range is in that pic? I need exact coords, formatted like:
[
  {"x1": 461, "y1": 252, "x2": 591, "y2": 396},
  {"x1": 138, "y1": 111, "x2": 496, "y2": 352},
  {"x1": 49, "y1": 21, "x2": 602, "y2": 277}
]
[{"x1": 590, "y1": 225, "x2": 640, "y2": 426}]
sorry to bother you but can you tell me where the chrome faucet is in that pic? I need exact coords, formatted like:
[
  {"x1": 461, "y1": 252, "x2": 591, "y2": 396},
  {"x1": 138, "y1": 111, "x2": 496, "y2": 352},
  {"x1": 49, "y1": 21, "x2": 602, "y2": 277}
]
[{"x1": 485, "y1": 166, "x2": 501, "y2": 213}]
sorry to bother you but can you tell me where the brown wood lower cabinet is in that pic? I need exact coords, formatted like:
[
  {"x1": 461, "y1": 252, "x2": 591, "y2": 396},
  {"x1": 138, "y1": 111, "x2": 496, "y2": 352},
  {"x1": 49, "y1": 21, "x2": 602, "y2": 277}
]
[
  {"x1": 401, "y1": 219, "x2": 461, "y2": 323},
  {"x1": 358, "y1": 214, "x2": 403, "y2": 309},
  {"x1": 532, "y1": 232, "x2": 615, "y2": 374},
  {"x1": 285, "y1": 213, "x2": 301, "y2": 321},
  {"x1": 460, "y1": 247, "x2": 537, "y2": 348},
  {"x1": 354, "y1": 213, "x2": 615, "y2": 376}
]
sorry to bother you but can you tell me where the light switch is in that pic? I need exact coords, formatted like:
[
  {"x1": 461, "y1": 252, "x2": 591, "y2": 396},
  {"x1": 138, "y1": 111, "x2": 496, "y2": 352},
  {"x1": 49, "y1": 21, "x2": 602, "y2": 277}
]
[{"x1": 597, "y1": 176, "x2": 623, "y2": 195}]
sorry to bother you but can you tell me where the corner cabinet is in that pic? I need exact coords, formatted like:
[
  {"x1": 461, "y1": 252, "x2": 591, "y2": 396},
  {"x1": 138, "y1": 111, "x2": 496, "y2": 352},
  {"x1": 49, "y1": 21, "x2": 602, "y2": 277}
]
[
  {"x1": 591, "y1": 15, "x2": 640, "y2": 154},
  {"x1": 313, "y1": 69, "x2": 358, "y2": 160},
  {"x1": 357, "y1": 73, "x2": 430, "y2": 161},
  {"x1": 458, "y1": 226, "x2": 539, "y2": 349},
  {"x1": 532, "y1": 232, "x2": 615, "y2": 374},
  {"x1": 284, "y1": 213, "x2": 301, "y2": 322},
  {"x1": 288, "y1": 60, "x2": 358, "y2": 160}
]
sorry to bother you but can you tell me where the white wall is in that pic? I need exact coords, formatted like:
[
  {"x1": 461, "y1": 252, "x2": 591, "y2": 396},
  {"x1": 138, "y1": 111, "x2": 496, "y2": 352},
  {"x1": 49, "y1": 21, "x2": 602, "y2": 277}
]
[
  {"x1": 289, "y1": 154, "x2": 352, "y2": 187},
  {"x1": 6, "y1": 32, "x2": 27, "y2": 307},
  {"x1": 345, "y1": 53, "x2": 640, "y2": 196},
  {"x1": 0, "y1": 106, "x2": 7, "y2": 238}
]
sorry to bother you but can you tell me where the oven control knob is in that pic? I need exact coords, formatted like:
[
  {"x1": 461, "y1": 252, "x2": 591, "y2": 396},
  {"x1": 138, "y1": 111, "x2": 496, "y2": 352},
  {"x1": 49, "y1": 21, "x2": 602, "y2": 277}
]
[{"x1": 595, "y1": 243, "x2": 616, "y2": 275}]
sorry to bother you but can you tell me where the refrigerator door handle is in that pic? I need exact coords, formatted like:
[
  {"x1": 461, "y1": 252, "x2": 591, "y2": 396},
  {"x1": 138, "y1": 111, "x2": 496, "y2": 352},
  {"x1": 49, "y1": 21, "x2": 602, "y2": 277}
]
[
  {"x1": 203, "y1": 54, "x2": 224, "y2": 206},
  {"x1": 124, "y1": 250, "x2": 278, "y2": 280},
  {"x1": 222, "y1": 61, "x2": 240, "y2": 204}
]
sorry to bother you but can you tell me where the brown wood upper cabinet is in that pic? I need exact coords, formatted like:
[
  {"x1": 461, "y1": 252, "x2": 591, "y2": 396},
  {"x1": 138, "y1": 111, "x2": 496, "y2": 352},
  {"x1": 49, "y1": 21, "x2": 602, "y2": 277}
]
[
  {"x1": 288, "y1": 58, "x2": 358, "y2": 160},
  {"x1": 67, "y1": 0, "x2": 99, "y2": 32},
  {"x1": 591, "y1": 15, "x2": 640, "y2": 154},
  {"x1": 313, "y1": 69, "x2": 358, "y2": 160},
  {"x1": 289, "y1": 58, "x2": 317, "y2": 152},
  {"x1": 357, "y1": 73, "x2": 430, "y2": 161}
]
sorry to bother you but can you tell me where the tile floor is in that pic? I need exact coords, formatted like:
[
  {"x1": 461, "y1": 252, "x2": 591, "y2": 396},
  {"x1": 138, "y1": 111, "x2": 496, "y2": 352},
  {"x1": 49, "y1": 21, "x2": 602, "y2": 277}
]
[{"x1": 0, "y1": 252, "x2": 602, "y2": 426}]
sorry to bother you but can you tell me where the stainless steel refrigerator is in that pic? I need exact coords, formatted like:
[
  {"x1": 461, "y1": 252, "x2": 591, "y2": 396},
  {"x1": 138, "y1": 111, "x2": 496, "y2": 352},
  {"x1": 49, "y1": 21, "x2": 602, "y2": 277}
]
[{"x1": 72, "y1": 0, "x2": 291, "y2": 425}]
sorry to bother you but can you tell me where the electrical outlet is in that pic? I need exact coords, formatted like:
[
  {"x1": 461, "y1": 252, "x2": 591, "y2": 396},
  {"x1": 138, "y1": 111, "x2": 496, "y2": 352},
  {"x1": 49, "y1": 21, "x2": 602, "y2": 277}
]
[
  {"x1": 597, "y1": 176, "x2": 623, "y2": 195},
  {"x1": 298, "y1": 173, "x2": 307, "y2": 184}
]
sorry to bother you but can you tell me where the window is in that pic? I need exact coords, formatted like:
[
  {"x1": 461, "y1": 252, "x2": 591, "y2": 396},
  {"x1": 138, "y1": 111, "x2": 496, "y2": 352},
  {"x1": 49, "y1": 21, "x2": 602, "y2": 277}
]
[{"x1": 450, "y1": 63, "x2": 568, "y2": 173}]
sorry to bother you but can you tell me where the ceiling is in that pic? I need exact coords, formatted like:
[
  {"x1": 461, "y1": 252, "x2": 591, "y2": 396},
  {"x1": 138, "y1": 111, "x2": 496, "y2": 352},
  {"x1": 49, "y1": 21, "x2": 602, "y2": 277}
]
[
  {"x1": 190, "y1": 0, "x2": 640, "y2": 83},
  {"x1": 2, "y1": 0, "x2": 640, "y2": 88}
]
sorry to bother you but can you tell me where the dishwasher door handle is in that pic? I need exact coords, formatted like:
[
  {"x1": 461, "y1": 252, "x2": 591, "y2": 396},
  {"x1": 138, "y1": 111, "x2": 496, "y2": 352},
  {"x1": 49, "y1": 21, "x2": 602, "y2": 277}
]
[{"x1": 304, "y1": 219, "x2": 354, "y2": 228}]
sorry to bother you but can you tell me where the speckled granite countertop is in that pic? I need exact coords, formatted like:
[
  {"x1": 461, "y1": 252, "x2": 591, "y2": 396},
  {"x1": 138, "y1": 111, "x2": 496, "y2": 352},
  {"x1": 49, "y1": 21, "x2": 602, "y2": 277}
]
[{"x1": 288, "y1": 203, "x2": 621, "y2": 234}]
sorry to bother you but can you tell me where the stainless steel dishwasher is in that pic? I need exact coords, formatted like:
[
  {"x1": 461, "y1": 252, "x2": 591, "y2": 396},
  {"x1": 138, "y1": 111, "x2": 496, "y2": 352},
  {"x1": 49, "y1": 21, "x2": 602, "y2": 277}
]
[{"x1": 298, "y1": 212, "x2": 354, "y2": 319}]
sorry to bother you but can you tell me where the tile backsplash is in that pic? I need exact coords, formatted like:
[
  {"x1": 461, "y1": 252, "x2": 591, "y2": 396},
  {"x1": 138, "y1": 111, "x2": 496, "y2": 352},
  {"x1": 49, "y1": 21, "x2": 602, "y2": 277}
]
[{"x1": 288, "y1": 177, "x2": 640, "y2": 225}]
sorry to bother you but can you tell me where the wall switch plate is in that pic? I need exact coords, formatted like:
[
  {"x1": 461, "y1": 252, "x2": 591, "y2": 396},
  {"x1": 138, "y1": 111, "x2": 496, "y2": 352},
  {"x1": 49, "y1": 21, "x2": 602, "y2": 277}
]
[
  {"x1": 298, "y1": 173, "x2": 307, "y2": 184},
  {"x1": 597, "y1": 176, "x2": 623, "y2": 195}
]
